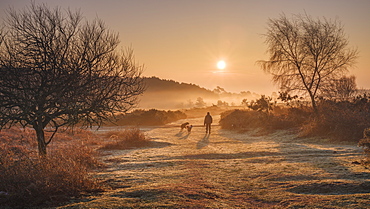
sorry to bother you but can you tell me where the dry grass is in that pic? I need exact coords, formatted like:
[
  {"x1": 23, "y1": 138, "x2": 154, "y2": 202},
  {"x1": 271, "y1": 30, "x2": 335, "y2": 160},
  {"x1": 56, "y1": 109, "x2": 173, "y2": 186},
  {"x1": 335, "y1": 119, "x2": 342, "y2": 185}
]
[
  {"x1": 0, "y1": 126, "x2": 159, "y2": 208},
  {"x1": 99, "y1": 128, "x2": 151, "y2": 150},
  {"x1": 0, "y1": 127, "x2": 103, "y2": 208}
]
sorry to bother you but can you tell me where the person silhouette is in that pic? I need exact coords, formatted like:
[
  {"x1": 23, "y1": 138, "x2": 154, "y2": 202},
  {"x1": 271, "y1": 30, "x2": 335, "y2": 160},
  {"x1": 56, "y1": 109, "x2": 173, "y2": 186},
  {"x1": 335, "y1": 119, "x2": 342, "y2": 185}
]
[{"x1": 204, "y1": 112, "x2": 213, "y2": 134}]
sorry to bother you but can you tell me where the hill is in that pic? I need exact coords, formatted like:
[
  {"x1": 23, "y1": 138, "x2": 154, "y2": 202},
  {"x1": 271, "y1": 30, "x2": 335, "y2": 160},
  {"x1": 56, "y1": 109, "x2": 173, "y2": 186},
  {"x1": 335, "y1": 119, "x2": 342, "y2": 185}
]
[
  {"x1": 137, "y1": 76, "x2": 261, "y2": 109},
  {"x1": 143, "y1": 77, "x2": 216, "y2": 95}
]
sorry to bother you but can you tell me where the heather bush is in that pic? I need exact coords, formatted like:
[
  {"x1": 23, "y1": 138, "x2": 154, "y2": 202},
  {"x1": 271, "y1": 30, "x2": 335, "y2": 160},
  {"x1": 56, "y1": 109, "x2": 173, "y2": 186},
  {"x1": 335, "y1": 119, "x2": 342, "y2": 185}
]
[
  {"x1": 0, "y1": 128, "x2": 102, "y2": 208},
  {"x1": 220, "y1": 109, "x2": 268, "y2": 131},
  {"x1": 108, "y1": 109, "x2": 187, "y2": 126},
  {"x1": 219, "y1": 108, "x2": 309, "y2": 132},
  {"x1": 301, "y1": 99, "x2": 370, "y2": 141},
  {"x1": 100, "y1": 128, "x2": 151, "y2": 150},
  {"x1": 222, "y1": 103, "x2": 370, "y2": 142},
  {"x1": 222, "y1": 93, "x2": 370, "y2": 142}
]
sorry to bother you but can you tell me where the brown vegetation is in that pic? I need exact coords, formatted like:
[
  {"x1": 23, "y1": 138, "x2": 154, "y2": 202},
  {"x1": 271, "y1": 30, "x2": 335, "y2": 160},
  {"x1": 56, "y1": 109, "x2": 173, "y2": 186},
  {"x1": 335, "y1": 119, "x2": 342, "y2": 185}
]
[
  {"x1": 0, "y1": 125, "x2": 160, "y2": 207},
  {"x1": 106, "y1": 109, "x2": 187, "y2": 126},
  {"x1": 0, "y1": 128, "x2": 104, "y2": 208},
  {"x1": 220, "y1": 96, "x2": 370, "y2": 142},
  {"x1": 219, "y1": 107, "x2": 310, "y2": 133},
  {"x1": 0, "y1": 126, "x2": 159, "y2": 207},
  {"x1": 100, "y1": 129, "x2": 151, "y2": 150},
  {"x1": 304, "y1": 98, "x2": 370, "y2": 140}
]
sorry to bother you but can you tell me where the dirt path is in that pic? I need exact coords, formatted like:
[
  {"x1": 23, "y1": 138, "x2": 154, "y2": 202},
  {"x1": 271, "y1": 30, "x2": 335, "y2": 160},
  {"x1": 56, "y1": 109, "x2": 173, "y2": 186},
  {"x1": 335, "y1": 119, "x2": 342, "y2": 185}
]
[{"x1": 59, "y1": 116, "x2": 370, "y2": 208}]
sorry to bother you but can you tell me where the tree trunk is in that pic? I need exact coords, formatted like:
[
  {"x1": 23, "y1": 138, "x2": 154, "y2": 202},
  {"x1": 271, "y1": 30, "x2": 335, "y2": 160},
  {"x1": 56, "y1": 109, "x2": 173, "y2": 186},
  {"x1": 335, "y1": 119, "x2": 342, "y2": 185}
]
[
  {"x1": 34, "y1": 123, "x2": 47, "y2": 156},
  {"x1": 309, "y1": 93, "x2": 318, "y2": 114}
]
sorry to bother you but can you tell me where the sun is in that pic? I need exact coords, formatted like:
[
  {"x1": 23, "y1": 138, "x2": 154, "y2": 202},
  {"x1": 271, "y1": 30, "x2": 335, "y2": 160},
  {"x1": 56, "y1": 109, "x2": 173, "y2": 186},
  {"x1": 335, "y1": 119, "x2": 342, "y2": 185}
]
[{"x1": 216, "y1": 60, "x2": 226, "y2": 70}]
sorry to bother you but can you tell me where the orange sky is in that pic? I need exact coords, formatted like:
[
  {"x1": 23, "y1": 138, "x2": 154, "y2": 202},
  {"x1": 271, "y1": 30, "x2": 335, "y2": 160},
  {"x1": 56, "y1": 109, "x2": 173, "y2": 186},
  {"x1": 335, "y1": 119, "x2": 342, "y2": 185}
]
[{"x1": 1, "y1": 0, "x2": 370, "y2": 95}]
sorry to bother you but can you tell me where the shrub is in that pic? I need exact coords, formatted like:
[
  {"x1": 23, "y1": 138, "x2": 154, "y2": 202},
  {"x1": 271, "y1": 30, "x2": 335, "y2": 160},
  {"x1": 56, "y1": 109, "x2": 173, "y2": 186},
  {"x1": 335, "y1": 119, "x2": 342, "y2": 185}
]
[
  {"x1": 108, "y1": 109, "x2": 187, "y2": 126},
  {"x1": 219, "y1": 108, "x2": 309, "y2": 132},
  {"x1": 0, "y1": 128, "x2": 102, "y2": 208},
  {"x1": 100, "y1": 128, "x2": 151, "y2": 150},
  {"x1": 301, "y1": 99, "x2": 370, "y2": 141},
  {"x1": 220, "y1": 109, "x2": 268, "y2": 131},
  {"x1": 222, "y1": 96, "x2": 370, "y2": 142}
]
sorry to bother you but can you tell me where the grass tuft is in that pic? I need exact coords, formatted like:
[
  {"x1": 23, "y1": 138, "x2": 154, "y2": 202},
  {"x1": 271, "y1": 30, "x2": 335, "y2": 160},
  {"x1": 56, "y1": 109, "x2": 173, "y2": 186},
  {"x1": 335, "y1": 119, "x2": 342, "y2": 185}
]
[{"x1": 100, "y1": 128, "x2": 151, "y2": 150}]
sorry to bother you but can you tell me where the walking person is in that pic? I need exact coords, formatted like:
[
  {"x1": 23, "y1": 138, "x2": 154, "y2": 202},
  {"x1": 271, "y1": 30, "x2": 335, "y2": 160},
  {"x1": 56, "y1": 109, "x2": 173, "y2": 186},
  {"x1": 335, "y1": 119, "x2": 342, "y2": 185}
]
[{"x1": 204, "y1": 112, "x2": 213, "y2": 134}]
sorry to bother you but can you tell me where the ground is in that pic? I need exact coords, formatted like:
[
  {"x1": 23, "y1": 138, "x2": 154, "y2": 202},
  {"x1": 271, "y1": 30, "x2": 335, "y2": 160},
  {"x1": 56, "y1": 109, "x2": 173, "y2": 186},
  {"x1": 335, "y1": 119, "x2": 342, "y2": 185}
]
[{"x1": 58, "y1": 115, "x2": 370, "y2": 208}]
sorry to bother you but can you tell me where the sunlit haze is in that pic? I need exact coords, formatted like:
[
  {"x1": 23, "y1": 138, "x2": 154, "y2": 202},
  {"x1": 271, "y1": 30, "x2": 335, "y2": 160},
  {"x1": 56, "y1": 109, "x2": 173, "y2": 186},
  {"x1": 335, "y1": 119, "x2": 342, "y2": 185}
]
[{"x1": 1, "y1": 0, "x2": 370, "y2": 95}]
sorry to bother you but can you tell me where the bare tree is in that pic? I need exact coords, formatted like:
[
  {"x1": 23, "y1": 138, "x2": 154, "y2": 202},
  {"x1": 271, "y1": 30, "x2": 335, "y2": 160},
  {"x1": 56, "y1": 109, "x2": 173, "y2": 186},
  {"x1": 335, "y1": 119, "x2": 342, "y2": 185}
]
[
  {"x1": 195, "y1": 97, "x2": 206, "y2": 108},
  {"x1": 258, "y1": 14, "x2": 358, "y2": 112},
  {"x1": 322, "y1": 75, "x2": 357, "y2": 100},
  {"x1": 0, "y1": 3, "x2": 145, "y2": 155}
]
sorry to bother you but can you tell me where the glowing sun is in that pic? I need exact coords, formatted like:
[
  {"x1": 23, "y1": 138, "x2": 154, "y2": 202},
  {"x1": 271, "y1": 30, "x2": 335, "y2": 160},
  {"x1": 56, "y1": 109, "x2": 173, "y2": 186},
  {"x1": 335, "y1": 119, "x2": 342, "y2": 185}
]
[{"x1": 216, "y1": 60, "x2": 226, "y2": 70}]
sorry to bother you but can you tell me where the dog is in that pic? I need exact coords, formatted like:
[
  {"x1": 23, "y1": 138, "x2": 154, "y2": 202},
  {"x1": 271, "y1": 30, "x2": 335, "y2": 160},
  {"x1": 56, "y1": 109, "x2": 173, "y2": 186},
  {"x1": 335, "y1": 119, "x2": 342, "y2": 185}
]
[
  {"x1": 180, "y1": 122, "x2": 189, "y2": 131},
  {"x1": 187, "y1": 125, "x2": 193, "y2": 133}
]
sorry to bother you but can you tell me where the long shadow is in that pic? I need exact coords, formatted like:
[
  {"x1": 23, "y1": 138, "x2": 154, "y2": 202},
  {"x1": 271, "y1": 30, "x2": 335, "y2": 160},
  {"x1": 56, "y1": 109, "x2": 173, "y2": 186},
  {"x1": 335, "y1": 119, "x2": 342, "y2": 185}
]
[
  {"x1": 175, "y1": 131, "x2": 184, "y2": 137},
  {"x1": 215, "y1": 128, "x2": 370, "y2": 195},
  {"x1": 180, "y1": 133, "x2": 190, "y2": 139},
  {"x1": 197, "y1": 134, "x2": 210, "y2": 149},
  {"x1": 175, "y1": 130, "x2": 191, "y2": 139},
  {"x1": 278, "y1": 142, "x2": 365, "y2": 177},
  {"x1": 273, "y1": 140, "x2": 370, "y2": 195},
  {"x1": 288, "y1": 181, "x2": 370, "y2": 195},
  {"x1": 179, "y1": 151, "x2": 279, "y2": 160}
]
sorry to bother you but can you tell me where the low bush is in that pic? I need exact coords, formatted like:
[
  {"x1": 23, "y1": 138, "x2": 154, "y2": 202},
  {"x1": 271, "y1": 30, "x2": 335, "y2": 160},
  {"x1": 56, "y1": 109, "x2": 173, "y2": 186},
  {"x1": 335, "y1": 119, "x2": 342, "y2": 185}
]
[
  {"x1": 107, "y1": 109, "x2": 187, "y2": 126},
  {"x1": 220, "y1": 109, "x2": 269, "y2": 131},
  {"x1": 0, "y1": 128, "x2": 102, "y2": 208},
  {"x1": 301, "y1": 99, "x2": 370, "y2": 141},
  {"x1": 100, "y1": 128, "x2": 151, "y2": 150},
  {"x1": 219, "y1": 108, "x2": 309, "y2": 132},
  {"x1": 221, "y1": 97, "x2": 370, "y2": 142}
]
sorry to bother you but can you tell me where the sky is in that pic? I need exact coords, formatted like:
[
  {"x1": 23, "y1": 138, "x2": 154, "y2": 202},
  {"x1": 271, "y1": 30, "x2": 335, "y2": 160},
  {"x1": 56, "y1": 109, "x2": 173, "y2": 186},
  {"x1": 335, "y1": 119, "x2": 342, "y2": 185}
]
[{"x1": 1, "y1": 0, "x2": 370, "y2": 95}]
